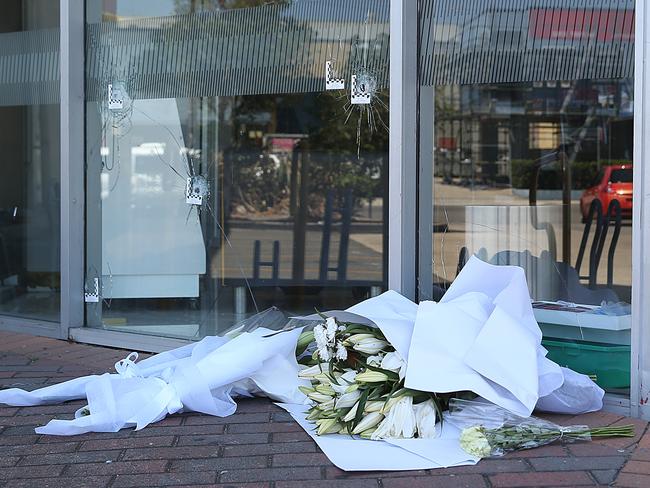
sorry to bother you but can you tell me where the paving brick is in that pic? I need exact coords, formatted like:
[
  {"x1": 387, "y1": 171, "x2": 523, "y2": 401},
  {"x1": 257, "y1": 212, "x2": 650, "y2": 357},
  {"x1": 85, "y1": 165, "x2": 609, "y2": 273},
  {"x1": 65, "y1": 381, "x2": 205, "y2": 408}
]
[
  {"x1": 381, "y1": 475, "x2": 488, "y2": 488},
  {"x1": 277, "y1": 482, "x2": 377, "y2": 488},
  {"x1": 169, "y1": 456, "x2": 268, "y2": 472},
  {"x1": 273, "y1": 452, "x2": 331, "y2": 467},
  {"x1": 420, "y1": 459, "x2": 530, "y2": 476},
  {"x1": 506, "y1": 445, "x2": 567, "y2": 458},
  {"x1": 0, "y1": 455, "x2": 19, "y2": 467},
  {"x1": 112, "y1": 472, "x2": 217, "y2": 487},
  {"x1": 175, "y1": 433, "x2": 269, "y2": 446},
  {"x1": 4, "y1": 476, "x2": 112, "y2": 488},
  {"x1": 64, "y1": 460, "x2": 168, "y2": 476},
  {"x1": 18, "y1": 449, "x2": 121, "y2": 466},
  {"x1": 228, "y1": 421, "x2": 302, "y2": 434},
  {"x1": 80, "y1": 435, "x2": 174, "y2": 451},
  {"x1": 527, "y1": 455, "x2": 626, "y2": 471},
  {"x1": 134, "y1": 423, "x2": 225, "y2": 437},
  {"x1": 568, "y1": 442, "x2": 629, "y2": 457},
  {"x1": 0, "y1": 414, "x2": 72, "y2": 427},
  {"x1": 490, "y1": 471, "x2": 595, "y2": 487},
  {"x1": 615, "y1": 472, "x2": 650, "y2": 487},
  {"x1": 218, "y1": 467, "x2": 322, "y2": 483},
  {"x1": 325, "y1": 468, "x2": 429, "y2": 479},
  {"x1": 631, "y1": 447, "x2": 650, "y2": 461},
  {"x1": 0, "y1": 406, "x2": 18, "y2": 415},
  {"x1": 222, "y1": 441, "x2": 318, "y2": 457},
  {"x1": 270, "y1": 411, "x2": 294, "y2": 422},
  {"x1": 123, "y1": 445, "x2": 220, "y2": 460},
  {"x1": 621, "y1": 459, "x2": 650, "y2": 474},
  {"x1": 185, "y1": 412, "x2": 270, "y2": 425},
  {"x1": 591, "y1": 469, "x2": 618, "y2": 485},
  {"x1": 15, "y1": 404, "x2": 83, "y2": 416},
  {"x1": 0, "y1": 464, "x2": 65, "y2": 480},
  {"x1": 271, "y1": 430, "x2": 313, "y2": 442}
]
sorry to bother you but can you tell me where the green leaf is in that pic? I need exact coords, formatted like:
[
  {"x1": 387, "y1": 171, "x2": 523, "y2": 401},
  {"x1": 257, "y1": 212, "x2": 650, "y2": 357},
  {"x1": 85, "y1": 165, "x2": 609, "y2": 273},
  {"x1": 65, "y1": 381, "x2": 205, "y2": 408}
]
[{"x1": 353, "y1": 387, "x2": 371, "y2": 430}]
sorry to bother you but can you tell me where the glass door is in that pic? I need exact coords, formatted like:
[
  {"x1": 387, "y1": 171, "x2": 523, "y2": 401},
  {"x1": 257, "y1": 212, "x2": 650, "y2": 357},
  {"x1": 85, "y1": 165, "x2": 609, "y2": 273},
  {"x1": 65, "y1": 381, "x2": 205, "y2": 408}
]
[
  {"x1": 84, "y1": 0, "x2": 389, "y2": 340},
  {"x1": 418, "y1": 0, "x2": 634, "y2": 396}
]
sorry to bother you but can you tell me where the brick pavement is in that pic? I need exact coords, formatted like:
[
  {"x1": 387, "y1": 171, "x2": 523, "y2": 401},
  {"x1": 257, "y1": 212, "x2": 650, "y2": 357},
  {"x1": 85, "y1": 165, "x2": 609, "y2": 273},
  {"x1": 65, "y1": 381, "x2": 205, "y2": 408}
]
[{"x1": 0, "y1": 330, "x2": 649, "y2": 488}]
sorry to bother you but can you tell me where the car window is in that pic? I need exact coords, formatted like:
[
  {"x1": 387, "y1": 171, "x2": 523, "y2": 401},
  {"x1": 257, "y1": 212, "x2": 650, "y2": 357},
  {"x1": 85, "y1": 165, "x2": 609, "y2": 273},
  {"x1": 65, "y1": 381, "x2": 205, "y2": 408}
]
[{"x1": 609, "y1": 168, "x2": 633, "y2": 183}]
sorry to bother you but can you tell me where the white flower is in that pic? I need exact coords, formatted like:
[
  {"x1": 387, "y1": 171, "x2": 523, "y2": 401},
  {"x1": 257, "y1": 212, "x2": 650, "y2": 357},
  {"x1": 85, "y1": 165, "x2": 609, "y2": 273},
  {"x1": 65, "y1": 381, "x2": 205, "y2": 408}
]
[
  {"x1": 307, "y1": 391, "x2": 333, "y2": 403},
  {"x1": 366, "y1": 354, "x2": 383, "y2": 367},
  {"x1": 298, "y1": 363, "x2": 327, "y2": 379},
  {"x1": 335, "y1": 342, "x2": 348, "y2": 361},
  {"x1": 413, "y1": 400, "x2": 440, "y2": 439},
  {"x1": 335, "y1": 390, "x2": 362, "y2": 409},
  {"x1": 352, "y1": 412, "x2": 384, "y2": 435},
  {"x1": 380, "y1": 352, "x2": 407, "y2": 380},
  {"x1": 345, "y1": 333, "x2": 376, "y2": 345},
  {"x1": 330, "y1": 369, "x2": 357, "y2": 395},
  {"x1": 459, "y1": 426, "x2": 493, "y2": 458},
  {"x1": 353, "y1": 338, "x2": 389, "y2": 355},
  {"x1": 325, "y1": 317, "x2": 338, "y2": 342},
  {"x1": 316, "y1": 418, "x2": 342, "y2": 435},
  {"x1": 371, "y1": 395, "x2": 416, "y2": 440}
]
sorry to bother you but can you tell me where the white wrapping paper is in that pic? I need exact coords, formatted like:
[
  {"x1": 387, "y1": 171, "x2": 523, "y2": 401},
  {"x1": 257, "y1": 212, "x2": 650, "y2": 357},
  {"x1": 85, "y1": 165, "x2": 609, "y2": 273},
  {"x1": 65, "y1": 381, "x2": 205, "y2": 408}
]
[{"x1": 0, "y1": 256, "x2": 605, "y2": 471}]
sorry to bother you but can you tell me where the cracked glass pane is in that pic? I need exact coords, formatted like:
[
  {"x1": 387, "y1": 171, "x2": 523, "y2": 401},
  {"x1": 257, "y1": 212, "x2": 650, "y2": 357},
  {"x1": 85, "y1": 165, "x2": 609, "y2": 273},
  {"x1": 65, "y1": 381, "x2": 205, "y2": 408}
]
[
  {"x1": 84, "y1": 0, "x2": 389, "y2": 340},
  {"x1": 420, "y1": 0, "x2": 634, "y2": 395}
]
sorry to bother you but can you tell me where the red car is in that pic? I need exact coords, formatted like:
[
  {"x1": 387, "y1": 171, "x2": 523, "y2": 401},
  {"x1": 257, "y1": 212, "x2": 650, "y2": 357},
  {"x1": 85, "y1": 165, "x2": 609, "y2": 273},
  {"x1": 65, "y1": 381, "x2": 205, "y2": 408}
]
[{"x1": 580, "y1": 164, "x2": 633, "y2": 220}]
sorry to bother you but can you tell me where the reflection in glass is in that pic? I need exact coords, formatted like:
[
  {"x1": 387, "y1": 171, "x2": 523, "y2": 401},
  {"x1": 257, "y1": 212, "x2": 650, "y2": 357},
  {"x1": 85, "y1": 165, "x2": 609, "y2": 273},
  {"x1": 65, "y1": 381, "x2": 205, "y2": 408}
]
[
  {"x1": 0, "y1": 0, "x2": 61, "y2": 322},
  {"x1": 85, "y1": 0, "x2": 389, "y2": 339},
  {"x1": 421, "y1": 1, "x2": 634, "y2": 394}
]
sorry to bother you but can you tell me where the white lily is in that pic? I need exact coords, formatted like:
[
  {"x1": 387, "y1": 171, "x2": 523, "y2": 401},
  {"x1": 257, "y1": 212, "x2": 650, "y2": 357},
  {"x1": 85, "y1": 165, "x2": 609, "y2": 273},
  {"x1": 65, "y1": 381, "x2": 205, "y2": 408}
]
[
  {"x1": 308, "y1": 391, "x2": 333, "y2": 403},
  {"x1": 315, "y1": 384, "x2": 336, "y2": 396},
  {"x1": 371, "y1": 395, "x2": 416, "y2": 440},
  {"x1": 345, "y1": 333, "x2": 375, "y2": 345},
  {"x1": 342, "y1": 402, "x2": 359, "y2": 422},
  {"x1": 363, "y1": 400, "x2": 385, "y2": 413},
  {"x1": 414, "y1": 399, "x2": 440, "y2": 439},
  {"x1": 331, "y1": 370, "x2": 357, "y2": 395},
  {"x1": 355, "y1": 370, "x2": 389, "y2": 383},
  {"x1": 352, "y1": 411, "x2": 384, "y2": 435},
  {"x1": 380, "y1": 351, "x2": 407, "y2": 380},
  {"x1": 335, "y1": 390, "x2": 362, "y2": 409},
  {"x1": 353, "y1": 337, "x2": 389, "y2": 355},
  {"x1": 366, "y1": 354, "x2": 383, "y2": 367},
  {"x1": 316, "y1": 418, "x2": 342, "y2": 435},
  {"x1": 298, "y1": 363, "x2": 327, "y2": 379}
]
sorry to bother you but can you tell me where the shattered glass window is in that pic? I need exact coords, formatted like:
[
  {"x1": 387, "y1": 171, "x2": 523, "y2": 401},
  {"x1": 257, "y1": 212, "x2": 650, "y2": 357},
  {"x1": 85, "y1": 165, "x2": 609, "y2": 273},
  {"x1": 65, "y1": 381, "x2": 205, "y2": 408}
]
[{"x1": 84, "y1": 0, "x2": 389, "y2": 339}]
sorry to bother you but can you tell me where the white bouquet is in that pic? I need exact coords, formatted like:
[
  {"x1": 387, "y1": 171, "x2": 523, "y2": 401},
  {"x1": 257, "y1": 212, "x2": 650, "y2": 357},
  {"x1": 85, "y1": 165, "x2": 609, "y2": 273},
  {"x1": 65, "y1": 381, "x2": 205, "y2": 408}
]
[
  {"x1": 449, "y1": 398, "x2": 634, "y2": 458},
  {"x1": 296, "y1": 314, "x2": 447, "y2": 439}
]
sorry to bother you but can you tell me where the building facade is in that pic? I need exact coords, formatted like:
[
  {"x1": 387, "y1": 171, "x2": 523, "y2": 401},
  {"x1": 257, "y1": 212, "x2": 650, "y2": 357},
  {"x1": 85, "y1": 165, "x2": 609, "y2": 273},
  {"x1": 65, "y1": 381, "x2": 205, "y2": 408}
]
[{"x1": 1, "y1": 0, "x2": 649, "y2": 419}]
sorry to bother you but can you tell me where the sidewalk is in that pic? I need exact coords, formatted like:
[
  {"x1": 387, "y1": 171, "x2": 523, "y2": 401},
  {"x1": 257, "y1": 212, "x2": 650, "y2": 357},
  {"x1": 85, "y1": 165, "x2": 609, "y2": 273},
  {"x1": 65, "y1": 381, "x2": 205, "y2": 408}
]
[{"x1": 0, "y1": 330, "x2": 648, "y2": 488}]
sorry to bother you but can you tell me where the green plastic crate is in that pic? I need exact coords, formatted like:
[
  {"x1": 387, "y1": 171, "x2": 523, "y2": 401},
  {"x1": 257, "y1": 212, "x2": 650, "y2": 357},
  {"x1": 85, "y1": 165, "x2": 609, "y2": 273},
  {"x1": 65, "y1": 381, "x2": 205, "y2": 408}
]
[{"x1": 542, "y1": 338, "x2": 630, "y2": 389}]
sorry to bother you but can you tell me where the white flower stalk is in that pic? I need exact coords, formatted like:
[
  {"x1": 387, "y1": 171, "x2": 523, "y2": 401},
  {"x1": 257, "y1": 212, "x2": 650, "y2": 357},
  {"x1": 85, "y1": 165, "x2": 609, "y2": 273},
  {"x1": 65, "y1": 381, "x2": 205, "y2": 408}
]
[
  {"x1": 414, "y1": 400, "x2": 440, "y2": 439},
  {"x1": 342, "y1": 402, "x2": 359, "y2": 422},
  {"x1": 353, "y1": 338, "x2": 389, "y2": 355},
  {"x1": 355, "y1": 370, "x2": 389, "y2": 383},
  {"x1": 352, "y1": 412, "x2": 384, "y2": 435},
  {"x1": 315, "y1": 384, "x2": 336, "y2": 396},
  {"x1": 371, "y1": 395, "x2": 416, "y2": 440},
  {"x1": 298, "y1": 386, "x2": 315, "y2": 396},
  {"x1": 330, "y1": 369, "x2": 357, "y2": 395},
  {"x1": 318, "y1": 399, "x2": 335, "y2": 411},
  {"x1": 335, "y1": 390, "x2": 362, "y2": 409},
  {"x1": 363, "y1": 400, "x2": 385, "y2": 413},
  {"x1": 317, "y1": 418, "x2": 343, "y2": 435},
  {"x1": 459, "y1": 426, "x2": 492, "y2": 457},
  {"x1": 308, "y1": 391, "x2": 333, "y2": 403},
  {"x1": 359, "y1": 428, "x2": 377, "y2": 439},
  {"x1": 380, "y1": 351, "x2": 407, "y2": 380}
]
